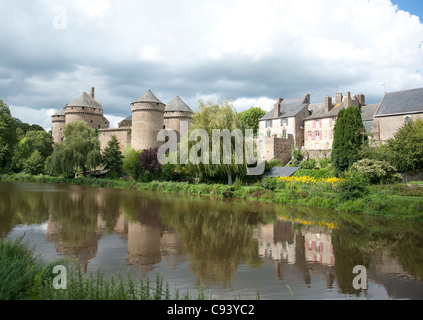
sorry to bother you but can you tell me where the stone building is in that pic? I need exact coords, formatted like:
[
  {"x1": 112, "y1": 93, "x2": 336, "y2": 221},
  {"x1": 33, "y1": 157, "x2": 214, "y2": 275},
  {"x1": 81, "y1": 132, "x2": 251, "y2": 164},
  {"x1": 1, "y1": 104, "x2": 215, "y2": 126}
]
[
  {"x1": 372, "y1": 87, "x2": 423, "y2": 144},
  {"x1": 52, "y1": 88, "x2": 193, "y2": 154},
  {"x1": 303, "y1": 92, "x2": 366, "y2": 160},
  {"x1": 257, "y1": 94, "x2": 310, "y2": 165}
]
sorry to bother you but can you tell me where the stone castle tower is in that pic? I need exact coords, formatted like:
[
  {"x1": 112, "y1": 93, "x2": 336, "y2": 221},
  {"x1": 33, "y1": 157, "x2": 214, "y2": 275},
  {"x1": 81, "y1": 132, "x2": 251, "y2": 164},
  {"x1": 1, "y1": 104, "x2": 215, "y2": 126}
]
[
  {"x1": 130, "y1": 90, "x2": 166, "y2": 151},
  {"x1": 52, "y1": 88, "x2": 193, "y2": 152},
  {"x1": 51, "y1": 87, "x2": 110, "y2": 144}
]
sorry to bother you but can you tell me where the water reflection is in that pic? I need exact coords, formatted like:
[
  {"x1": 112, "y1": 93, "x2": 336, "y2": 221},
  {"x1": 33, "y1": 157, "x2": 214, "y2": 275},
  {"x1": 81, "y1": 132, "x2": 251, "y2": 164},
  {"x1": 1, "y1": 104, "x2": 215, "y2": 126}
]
[{"x1": 0, "y1": 182, "x2": 422, "y2": 299}]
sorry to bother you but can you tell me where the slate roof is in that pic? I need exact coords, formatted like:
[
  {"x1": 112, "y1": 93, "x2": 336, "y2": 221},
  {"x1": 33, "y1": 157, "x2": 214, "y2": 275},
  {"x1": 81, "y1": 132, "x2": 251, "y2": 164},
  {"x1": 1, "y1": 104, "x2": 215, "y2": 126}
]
[
  {"x1": 261, "y1": 96, "x2": 309, "y2": 120},
  {"x1": 375, "y1": 87, "x2": 423, "y2": 117},
  {"x1": 165, "y1": 96, "x2": 193, "y2": 113},
  {"x1": 264, "y1": 167, "x2": 300, "y2": 177},
  {"x1": 67, "y1": 92, "x2": 102, "y2": 109},
  {"x1": 304, "y1": 103, "x2": 345, "y2": 121},
  {"x1": 132, "y1": 89, "x2": 164, "y2": 105},
  {"x1": 52, "y1": 107, "x2": 66, "y2": 117},
  {"x1": 361, "y1": 104, "x2": 379, "y2": 121}
]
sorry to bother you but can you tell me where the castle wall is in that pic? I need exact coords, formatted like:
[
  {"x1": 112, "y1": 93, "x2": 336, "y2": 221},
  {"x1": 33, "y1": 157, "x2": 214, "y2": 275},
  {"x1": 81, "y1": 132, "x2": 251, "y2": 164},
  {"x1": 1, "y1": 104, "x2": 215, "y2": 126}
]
[
  {"x1": 164, "y1": 111, "x2": 192, "y2": 141},
  {"x1": 65, "y1": 106, "x2": 110, "y2": 130},
  {"x1": 99, "y1": 128, "x2": 131, "y2": 153},
  {"x1": 131, "y1": 102, "x2": 165, "y2": 151},
  {"x1": 52, "y1": 116, "x2": 65, "y2": 144}
]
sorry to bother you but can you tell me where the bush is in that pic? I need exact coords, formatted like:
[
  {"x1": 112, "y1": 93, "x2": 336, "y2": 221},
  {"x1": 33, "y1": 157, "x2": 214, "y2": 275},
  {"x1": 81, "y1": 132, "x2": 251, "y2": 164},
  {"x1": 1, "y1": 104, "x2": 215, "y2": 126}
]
[
  {"x1": 261, "y1": 176, "x2": 278, "y2": 191},
  {"x1": 293, "y1": 168, "x2": 336, "y2": 179},
  {"x1": 349, "y1": 158, "x2": 402, "y2": 185},
  {"x1": 300, "y1": 159, "x2": 316, "y2": 170},
  {"x1": 318, "y1": 157, "x2": 331, "y2": 169},
  {"x1": 336, "y1": 172, "x2": 370, "y2": 202}
]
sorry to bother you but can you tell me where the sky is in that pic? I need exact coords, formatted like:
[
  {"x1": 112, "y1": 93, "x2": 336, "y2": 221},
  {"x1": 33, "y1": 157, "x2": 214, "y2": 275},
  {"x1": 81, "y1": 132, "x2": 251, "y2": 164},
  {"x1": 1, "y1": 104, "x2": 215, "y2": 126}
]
[{"x1": 0, "y1": 0, "x2": 423, "y2": 130}]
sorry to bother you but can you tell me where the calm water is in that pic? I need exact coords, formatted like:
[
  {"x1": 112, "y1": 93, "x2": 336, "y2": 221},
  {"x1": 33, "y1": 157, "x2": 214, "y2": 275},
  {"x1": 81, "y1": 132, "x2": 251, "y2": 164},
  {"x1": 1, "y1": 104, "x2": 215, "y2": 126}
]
[{"x1": 1, "y1": 181, "x2": 422, "y2": 300}]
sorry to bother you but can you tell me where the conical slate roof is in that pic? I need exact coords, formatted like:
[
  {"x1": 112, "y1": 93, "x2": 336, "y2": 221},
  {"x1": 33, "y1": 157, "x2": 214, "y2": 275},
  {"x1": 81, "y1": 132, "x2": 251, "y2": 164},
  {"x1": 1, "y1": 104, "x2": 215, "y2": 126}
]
[
  {"x1": 133, "y1": 89, "x2": 164, "y2": 105},
  {"x1": 52, "y1": 107, "x2": 66, "y2": 117},
  {"x1": 67, "y1": 92, "x2": 102, "y2": 109},
  {"x1": 165, "y1": 96, "x2": 193, "y2": 113}
]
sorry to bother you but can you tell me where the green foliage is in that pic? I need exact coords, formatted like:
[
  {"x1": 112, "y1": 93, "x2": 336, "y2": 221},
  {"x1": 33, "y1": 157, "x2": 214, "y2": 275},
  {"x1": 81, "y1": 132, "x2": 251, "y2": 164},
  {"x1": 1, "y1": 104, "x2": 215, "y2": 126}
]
[
  {"x1": 260, "y1": 176, "x2": 278, "y2": 191},
  {"x1": 318, "y1": 157, "x2": 331, "y2": 168},
  {"x1": 293, "y1": 168, "x2": 336, "y2": 179},
  {"x1": 384, "y1": 118, "x2": 423, "y2": 174},
  {"x1": 12, "y1": 130, "x2": 53, "y2": 174},
  {"x1": 331, "y1": 106, "x2": 368, "y2": 176},
  {"x1": 349, "y1": 158, "x2": 402, "y2": 185},
  {"x1": 123, "y1": 148, "x2": 142, "y2": 181},
  {"x1": 336, "y1": 172, "x2": 370, "y2": 202},
  {"x1": 0, "y1": 100, "x2": 17, "y2": 172},
  {"x1": 45, "y1": 121, "x2": 102, "y2": 177},
  {"x1": 237, "y1": 107, "x2": 266, "y2": 136},
  {"x1": 291, "y1": 148, "x2": 304, "y2": 166},
  {"x1": 102, "y1": 136, "x2": 124, "y2": 178},
  {"x1": 299, "y1": 158, "x2": 316, "y2": 170}
]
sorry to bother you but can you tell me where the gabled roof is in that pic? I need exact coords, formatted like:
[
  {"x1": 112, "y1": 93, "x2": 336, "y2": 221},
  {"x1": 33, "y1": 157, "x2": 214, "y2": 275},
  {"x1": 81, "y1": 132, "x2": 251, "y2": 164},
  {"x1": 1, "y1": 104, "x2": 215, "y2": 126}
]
[
  {"x1": 165, "y1": 96, "x2": 193, "y2": 113},
  {"x1": 305, "y1": 103, "x2": 345, "y2": 121},
  {"x1": 132, "y1": 89, "x2": 164, "y2": 105},
  {"x1": 261, "y1": 96, "x2": 309, "y2": 121},
  {"x1": 67, "y1": 92, "x2": 102, "y2": 109},
  {"x1": 375, "y1": 87, "x2": 423, "y2": 117},
  {"x1": 361, "y1": 104, "x2": 380, "y2": 122},
  {"x1": 264, "y1": 167, "x2": 300, "y2": 177}
]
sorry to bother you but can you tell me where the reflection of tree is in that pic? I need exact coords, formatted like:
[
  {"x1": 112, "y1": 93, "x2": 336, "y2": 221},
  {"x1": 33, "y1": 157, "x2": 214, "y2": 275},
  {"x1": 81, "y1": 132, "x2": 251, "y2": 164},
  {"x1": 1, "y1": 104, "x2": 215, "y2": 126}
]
[
  {"x1": 390, "y1": 232, "x2": 423, "y2": 280},
  {"x1": 161, "y1": 201, "x2": 265, "y2": 287}
]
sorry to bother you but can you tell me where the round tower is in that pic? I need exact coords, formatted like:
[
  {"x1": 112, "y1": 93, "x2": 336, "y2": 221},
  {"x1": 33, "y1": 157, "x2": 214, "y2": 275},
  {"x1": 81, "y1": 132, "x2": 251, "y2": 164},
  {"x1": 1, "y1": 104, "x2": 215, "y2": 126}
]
[
  {"x1": 51, "y1": 107, "x2": 66, "y2": 144},
  {"x1": 64, "y1": 88, "x2": 110, "y2": 130},
  {"x1": 131, "y1": 90, "x2": 165, "y2": 151},
  {"x1": 164, "y1": 96, "x2": 193, "y2": 141}
]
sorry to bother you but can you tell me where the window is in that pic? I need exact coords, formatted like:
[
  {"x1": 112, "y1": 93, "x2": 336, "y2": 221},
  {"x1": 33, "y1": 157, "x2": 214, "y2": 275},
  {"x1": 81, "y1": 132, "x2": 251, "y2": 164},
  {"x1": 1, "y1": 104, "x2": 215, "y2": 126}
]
[
  {"x1": 405, "y1": 116, "x2": 411, "y2": 125},
  {"x1": 282, "y1": 129, "x2": 287, "y2": 139},
  {"x1": 267, "y1": 131, "x2": 271, "y2": 137},
  {"x1": 308, "y1": 131, "x2": 312, "y2": 140},
  {"x1": 333, "y1": 117, "x2": 337, "y2": 125},
  {"x1": 315, "y1": 131, "x2": 320, "y2": 140},
  {"x1": 266, "y1": 120, "x2": 272, "y2": 128}
]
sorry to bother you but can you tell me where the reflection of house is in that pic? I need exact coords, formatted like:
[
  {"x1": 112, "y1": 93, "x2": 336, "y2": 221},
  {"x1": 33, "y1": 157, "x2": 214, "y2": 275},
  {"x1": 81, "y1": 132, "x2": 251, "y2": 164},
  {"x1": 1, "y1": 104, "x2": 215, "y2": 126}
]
[
  {"x1": 372, "y1": 87, "x2": 423, "y2": 144},
  {"x1": 303, "y1": 230, "x2": 334, "y2": 267}
]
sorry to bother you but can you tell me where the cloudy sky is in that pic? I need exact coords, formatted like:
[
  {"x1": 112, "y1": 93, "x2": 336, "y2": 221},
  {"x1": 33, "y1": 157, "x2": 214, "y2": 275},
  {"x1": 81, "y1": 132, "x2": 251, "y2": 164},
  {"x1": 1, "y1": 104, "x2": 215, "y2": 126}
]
[{"x1": 1, "y1": 0, "x2": 423, "y2": 130}]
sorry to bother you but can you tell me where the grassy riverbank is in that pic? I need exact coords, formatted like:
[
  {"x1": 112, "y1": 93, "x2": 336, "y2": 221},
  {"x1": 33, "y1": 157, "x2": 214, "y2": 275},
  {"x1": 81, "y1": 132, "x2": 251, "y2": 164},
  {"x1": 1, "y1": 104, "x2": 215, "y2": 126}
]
[
  {"x1": 1, "y1": 173, "x2": 422, "y2": 221},
  {"x1": 0, "y1": 236, "x2": 218, "y2": 300}
]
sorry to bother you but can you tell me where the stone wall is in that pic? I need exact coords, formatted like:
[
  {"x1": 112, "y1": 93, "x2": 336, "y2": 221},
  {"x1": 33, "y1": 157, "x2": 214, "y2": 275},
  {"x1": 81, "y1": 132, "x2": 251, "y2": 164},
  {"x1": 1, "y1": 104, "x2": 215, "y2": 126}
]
[
  {"x1": 164, "y1": 111, "x2": 192, "y2": 142},
  {"x1": 51, "y1": 116, "x2": 65, "y2": 144},
  {"x1": 65, "y1": 106, "x2": 110, "y2": 130},
  {"x1": 304, "y1": 116, "x2": 336, "y2": 152},
  {"x1": 258, "y1": 136, "x2": 294, "y2": 166},
  {"x1": 372, "y1": 113, "x2": 423, "y2": 144},
  {"x1": 303, "y1": 149, "x2": 332, "y2": 161},
  {"x1": 98, "y1": 128, "x2": 131, "y2": 153},
  {"x1": 131, "y1": 102, "x2": 165, "y2": 151}
]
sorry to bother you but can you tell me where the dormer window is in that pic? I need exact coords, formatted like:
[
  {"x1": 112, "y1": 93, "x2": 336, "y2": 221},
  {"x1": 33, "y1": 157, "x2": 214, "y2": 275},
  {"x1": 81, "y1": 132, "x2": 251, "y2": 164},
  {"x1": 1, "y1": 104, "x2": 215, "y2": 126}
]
[{"x1": 405, "y1": 116, "x2": 411, "y2": 126}]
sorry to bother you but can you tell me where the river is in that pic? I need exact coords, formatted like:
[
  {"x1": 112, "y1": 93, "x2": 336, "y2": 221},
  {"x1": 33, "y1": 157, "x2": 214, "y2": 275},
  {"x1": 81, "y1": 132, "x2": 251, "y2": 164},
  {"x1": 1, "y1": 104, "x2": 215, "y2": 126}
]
[{"x1": 0, "y1": 181, "x2": 422, "y2": 300}]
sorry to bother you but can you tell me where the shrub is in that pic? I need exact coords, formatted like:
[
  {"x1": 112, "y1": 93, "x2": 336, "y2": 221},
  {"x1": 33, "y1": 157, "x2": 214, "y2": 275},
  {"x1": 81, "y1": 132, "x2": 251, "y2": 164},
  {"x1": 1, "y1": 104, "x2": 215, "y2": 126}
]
[
  {"x1": 318, "y1": 157, "x2": 331, "y2": 169},
  {"x1": 261, "y1": 176, "x2": 278, "y2": 191},
  {"x1": 300, "y1": 159, "x2": 316, "y2": 170},
  {"x1": 336, "y1": 172, "x2": 370, "y2": 202},
  {"x1": 349, "y1": 158, "x2": 402, "y2": 185}
]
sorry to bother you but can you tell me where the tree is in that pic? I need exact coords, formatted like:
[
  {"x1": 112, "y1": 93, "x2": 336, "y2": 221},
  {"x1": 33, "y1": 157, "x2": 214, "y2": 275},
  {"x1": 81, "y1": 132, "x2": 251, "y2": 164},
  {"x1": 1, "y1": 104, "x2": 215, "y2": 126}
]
[
  {"x1": 238, "y1": 107, "x2": 266, "y2": 136},
  {"x1": 384, "y1": 118, "x2": 423, "y2": 174},
  {"x1": 138, "y1": 148, "x2": 162, "y2": 182},
  {"x1": 102, "y1": 136, "x2": 124, "y2": 177},
  {"x1": 46, "y1": 121, "x2": 102, "y2": 177},
  {"x1": 12, "y1": 130, "x2": 54, "y2": 173},
  {"x1": 0, "y1": 100, "x2": 17, "y2": 172},
  {"x1": 331, "y1": 106, "x2": 367, "y2": 176},
  {"x1": 186, "y1": 100, "x2": 248, "y2": 185},
  {"x1": 123, "y1": 148, "x2": 142, "y2": 181}
]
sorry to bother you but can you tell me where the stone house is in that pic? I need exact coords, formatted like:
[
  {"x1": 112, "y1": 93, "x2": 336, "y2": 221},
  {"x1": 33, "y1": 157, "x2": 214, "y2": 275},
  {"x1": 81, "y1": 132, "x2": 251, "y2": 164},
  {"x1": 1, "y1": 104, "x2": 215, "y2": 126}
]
[
  {"x1": 257, "y1": 95, "x2": 310, "y2": 165},
  {"x1": 303, "y1": 92, "x2": 366, "y2": 160},
  {"x1": 372, "y1": 87, "x2": 423, "y2": 144}
]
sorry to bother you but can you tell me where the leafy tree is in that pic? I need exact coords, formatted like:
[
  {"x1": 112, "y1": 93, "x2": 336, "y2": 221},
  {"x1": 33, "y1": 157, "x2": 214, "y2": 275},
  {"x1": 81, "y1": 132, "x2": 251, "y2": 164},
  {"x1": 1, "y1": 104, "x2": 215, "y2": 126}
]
[
  {"x1": 123, "y1": 148, "x2": 142, "y2": 181},
  {"x1": 138, "y1": 148, "x2": 162, "y2": 182},
  {"x1": 238, "y1": 107, "x2": 266, "y2": 136},
  {"x1": 23, "y1": 150, "x2": 45, "y2": 175},
  {"x1": 349, "y1": 158, "x2": 402, "y2": 184},
  {"x1": 45, "y1": 121, "x2": 102, "y2": 177},
  {"x1": 12, "y1": 130, "x2": 53, "y2": 173},
  {"x1": 384, "y1": 119, "x2": 423, "y2": 174},
  {"x1": 185, "y1": 100, "x2": 248, "y2": 185},
  {"x1": 0, "y1": 100, "x2": 17, "y2": 172},
  {"x1": 102, "y1": 136, "x2": 124, "y2": 177},
  {"x1": 331, "y1": 106, "x2": 367, "y2": 176}
]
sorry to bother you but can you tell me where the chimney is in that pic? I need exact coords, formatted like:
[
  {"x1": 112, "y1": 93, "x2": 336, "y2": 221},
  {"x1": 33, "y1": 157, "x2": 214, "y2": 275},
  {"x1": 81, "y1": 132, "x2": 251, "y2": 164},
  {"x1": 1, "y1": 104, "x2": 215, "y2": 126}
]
[
  {"x1": 90, "y1": 87, "x2": 95, "y2": 99},
  {"x1": 304, "y1": 94, "x2": 310, "y2": 104},
  {"x1": 345, "y1": 91, "x2": 352, "y2": 107},
  {"x1": 325, "y1": 96, "x2": 333, "y2": 113},
  {"x1": 357, "y1": 94, "x2": 365, "y2": 106},
  {"x1": 274, "y1": 98, "x2": 283, "y2": 118},
  {"x1": 335, "y1": 93, "x2": 343, "y2": 105}
]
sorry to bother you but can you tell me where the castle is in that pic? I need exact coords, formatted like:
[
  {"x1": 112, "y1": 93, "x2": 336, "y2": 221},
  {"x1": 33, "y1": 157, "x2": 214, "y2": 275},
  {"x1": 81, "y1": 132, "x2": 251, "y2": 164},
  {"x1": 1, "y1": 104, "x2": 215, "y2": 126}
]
[{"x1": 51, "y1": 88, "x2": 194, "y2": 153}]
